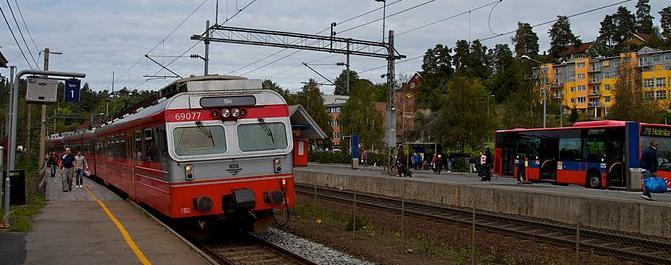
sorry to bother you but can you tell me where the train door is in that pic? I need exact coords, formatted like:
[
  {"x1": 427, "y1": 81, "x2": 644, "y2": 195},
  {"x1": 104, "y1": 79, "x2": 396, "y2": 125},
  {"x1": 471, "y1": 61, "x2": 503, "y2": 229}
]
[{"x1": 130, "y1": 130, "x2": 142, "y2": 200}]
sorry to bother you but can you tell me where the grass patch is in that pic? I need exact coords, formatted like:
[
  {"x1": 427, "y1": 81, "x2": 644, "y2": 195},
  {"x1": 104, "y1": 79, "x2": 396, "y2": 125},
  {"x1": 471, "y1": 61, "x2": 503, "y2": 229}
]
[{"x1": 1, "y1": 194, "x2": 46, "y2": 232}]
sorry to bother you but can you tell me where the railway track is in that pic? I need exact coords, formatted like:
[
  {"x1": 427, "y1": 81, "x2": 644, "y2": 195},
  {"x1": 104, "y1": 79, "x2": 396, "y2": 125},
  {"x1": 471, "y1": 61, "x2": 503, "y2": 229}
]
[
  {"x1": 296, "y1": 184, "x2": 671, "y2": 265},
  {"x1": 195, "y1": 233, "x2": 318, "y2": 265}
]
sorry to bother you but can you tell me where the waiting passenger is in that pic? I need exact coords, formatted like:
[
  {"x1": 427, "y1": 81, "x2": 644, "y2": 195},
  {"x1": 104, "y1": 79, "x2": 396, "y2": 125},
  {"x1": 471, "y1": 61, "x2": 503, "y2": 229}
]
[
  {"x1": 60, "y1": 148, "x2": 76, "y2": 192},
  {"x1": 74, "y1": 151, "x2": 88, "y2": 189},
  {"x1": 640, "y1": 141, "x2": 657, "y2": 201}
]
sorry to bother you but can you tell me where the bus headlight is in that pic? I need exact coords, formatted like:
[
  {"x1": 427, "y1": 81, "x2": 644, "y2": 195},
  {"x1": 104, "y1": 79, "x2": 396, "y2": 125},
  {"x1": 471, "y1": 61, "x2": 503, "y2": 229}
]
[
  {"x1": 273, "y1": 158, "x2": 282, "y2": 173},
  {"x1": 185, "y1": 164, "x2": 194, "y2": 181}
]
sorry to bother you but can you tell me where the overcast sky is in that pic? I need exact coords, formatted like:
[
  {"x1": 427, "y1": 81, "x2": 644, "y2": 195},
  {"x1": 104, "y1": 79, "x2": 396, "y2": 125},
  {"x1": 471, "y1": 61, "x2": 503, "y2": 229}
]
[{"x1": 0, "y1": 0, "x2": 669, "y2": 94}]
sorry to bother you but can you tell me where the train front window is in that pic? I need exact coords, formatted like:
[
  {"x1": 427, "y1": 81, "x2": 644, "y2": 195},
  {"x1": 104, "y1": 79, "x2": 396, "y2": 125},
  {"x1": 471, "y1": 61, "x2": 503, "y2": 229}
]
[
  {"x1": 237, "y1": 122, "x2": 287, "y2": 152},
  {"x1": 173, "y1": 125, "x2": 227, "y2": 156}
]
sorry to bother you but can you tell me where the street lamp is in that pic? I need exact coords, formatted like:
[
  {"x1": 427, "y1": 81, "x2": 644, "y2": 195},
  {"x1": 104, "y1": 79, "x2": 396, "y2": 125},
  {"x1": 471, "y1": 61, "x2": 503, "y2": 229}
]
[{"x1": 521, "y1": 55, "x2": 548, "y2": 128}]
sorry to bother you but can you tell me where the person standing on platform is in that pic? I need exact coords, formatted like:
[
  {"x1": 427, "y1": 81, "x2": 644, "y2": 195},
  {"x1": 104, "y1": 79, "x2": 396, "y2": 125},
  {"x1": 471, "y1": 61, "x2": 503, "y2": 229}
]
[
  {"x1": 48, "y1": 152, "x2": 57, "y2": 178},
  {"x1": 74, "y1": 151, "x2": 88, "y2": 189},
  {"x1": 640, "y1": 141, "x2": 657, "y2": 201},
  {"x1": 60, "y1": 148, "x2": 76, "y2": 192},
  {"x1": 481, "y1": 147, "x2": 493, "y2": 181},
  {"x1": 435, "y1": 155, "x2": 443, "y2": 175},
  {"x1": 446, "y1": 154, "x2": 453, "y2": 173}
]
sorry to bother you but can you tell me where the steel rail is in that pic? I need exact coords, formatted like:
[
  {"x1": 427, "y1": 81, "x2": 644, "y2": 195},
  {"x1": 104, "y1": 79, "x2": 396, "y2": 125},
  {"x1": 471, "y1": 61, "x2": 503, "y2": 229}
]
[{"x1": 296, "y1": 184, "x2": 671, "y2": 265}]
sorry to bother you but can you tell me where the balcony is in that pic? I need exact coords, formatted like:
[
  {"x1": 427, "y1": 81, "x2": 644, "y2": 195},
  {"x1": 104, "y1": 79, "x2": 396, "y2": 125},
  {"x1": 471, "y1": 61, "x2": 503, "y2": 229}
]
[
  {"x1": 588, "y1": 102, "x2": 601, "y2": 108},
  {"x1": 588, "y1": 91, "x2": 601, "y2": 98},
  {"x1": 588, "y1": 67, "x2": 601, "y2": 73},
  {"x1": 588, "y1": 79, "x2": 602, "y2": 84}
]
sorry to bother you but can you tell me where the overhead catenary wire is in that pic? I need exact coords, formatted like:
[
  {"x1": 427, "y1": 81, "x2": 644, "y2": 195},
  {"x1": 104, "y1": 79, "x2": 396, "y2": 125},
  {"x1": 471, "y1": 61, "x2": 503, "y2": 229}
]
[
  {"x1": 229, "y1": 0, "x2": 407, "y2": 74},
  {"x1": 479, "y1": 0, "x2": 633, "y2": 42},
  {"x1": 241, "y1": 0, "x2": 440, "y2": 76},
  {"x1": 5, "y1": 0, "x2": 39, "y2": 68},
  {"x1": 12, "y1": 0, "x2": 39, "y2": 53},
  {"x1": 0, "y1": 2, "x2": 33, "y2": 69}
]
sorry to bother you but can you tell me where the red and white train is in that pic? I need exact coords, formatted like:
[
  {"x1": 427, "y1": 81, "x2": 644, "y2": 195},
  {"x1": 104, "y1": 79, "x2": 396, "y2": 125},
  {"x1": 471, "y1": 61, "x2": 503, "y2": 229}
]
[{"x1": 47, "y1": 75, "x2": 295, "y2": 230}]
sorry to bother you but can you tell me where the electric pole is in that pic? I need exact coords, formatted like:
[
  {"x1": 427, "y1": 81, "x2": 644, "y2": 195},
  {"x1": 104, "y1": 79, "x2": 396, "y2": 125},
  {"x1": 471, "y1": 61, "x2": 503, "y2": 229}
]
[
  {"x1": 204, "y1": 20, "x2": 210, "y2": 75},
  {"x1": 38, "y1": 48, "x2": 50, "y2": 169},
  {"x1": 385, "y1": 30, "x2": 397, "y2": 169}
]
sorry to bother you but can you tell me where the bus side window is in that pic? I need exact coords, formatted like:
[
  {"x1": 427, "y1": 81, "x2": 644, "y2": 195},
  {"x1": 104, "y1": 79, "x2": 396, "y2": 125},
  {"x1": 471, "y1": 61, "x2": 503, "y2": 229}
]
[{"x1": 585, "y1": 129, "x2": 605, "y2": 162}]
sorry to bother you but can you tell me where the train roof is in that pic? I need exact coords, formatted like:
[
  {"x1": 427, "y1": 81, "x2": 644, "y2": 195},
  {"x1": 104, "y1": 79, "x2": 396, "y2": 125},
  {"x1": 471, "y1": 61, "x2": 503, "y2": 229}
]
[{"x1": 497, "y1": 120, "x2": 671, "y2": 133}]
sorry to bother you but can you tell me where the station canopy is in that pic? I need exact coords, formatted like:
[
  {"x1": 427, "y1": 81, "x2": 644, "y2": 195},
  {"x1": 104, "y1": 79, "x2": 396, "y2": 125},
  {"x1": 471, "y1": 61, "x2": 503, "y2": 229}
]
[{"x1": 289, "y1": 105, "x2": 327, "y2": 140}]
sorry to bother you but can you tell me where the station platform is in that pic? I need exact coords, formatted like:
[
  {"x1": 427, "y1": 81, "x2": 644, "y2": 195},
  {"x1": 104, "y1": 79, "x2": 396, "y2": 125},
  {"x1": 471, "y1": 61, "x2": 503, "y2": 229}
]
[
  {"x1": 14, "y1": 173, "x2": 208, "y2": 265},
  {"x1": 296, "y1": 164, "x2": 671, "y2": 239}
]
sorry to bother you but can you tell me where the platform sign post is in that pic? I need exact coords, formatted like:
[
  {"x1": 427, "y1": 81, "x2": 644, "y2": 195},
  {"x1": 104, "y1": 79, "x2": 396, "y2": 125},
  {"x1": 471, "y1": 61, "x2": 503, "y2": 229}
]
[
  {"x1": 64, "y1": 79, "x2": 81, "y2": 102},
  {"x1": 351, "y1": 135, "x2": 359, "y2": 169}
]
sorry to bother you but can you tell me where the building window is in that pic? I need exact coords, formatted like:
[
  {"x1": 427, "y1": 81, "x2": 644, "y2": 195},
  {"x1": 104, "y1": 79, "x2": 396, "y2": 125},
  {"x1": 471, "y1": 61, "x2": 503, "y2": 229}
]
[
  {"x1": 604, "y1": 96, "x2": 611, "y2": 103},
  {"x1": 333, "y1": 132, "x2": 341, "y2": 139},
  {"x1": 604, "y1": 84, "x2": 611, "y2": 90},
  {"x1": 570, "y1": 87, "x2": 576, "y2": 92},
  {"x1": 577, "y1": 73, "x2": 585, "y2": 80},
  {"x1": 653, "y1": 56, "x2": 660, "y2": 62},
  {"x1": 577, "y1": 62, "x2": 585, "y2": 68},
  {"x1": 665, "y1": 54, "x2": 671, "y2": 61},
  {"x1": 657, "y1": 91, "x2": 667, "y2": 99},
  {"x1": 644, "y1": 91, "x2": 655, "y2": 100},
  {"x1": 656, "y1": 78, "x2": 666, "y2": 87},
  {"x1": 577, "y1": 85, "x2": 586, "y2": 91},
  {"x1": 644, "y1": 78, "x2": 655, "y2": 88},
  {"x1": 570, "y1": 98, "x2": 576, "y2": 103},
  {"x1": 577, "y1": 97, "x2": 586, "y2": 103}
]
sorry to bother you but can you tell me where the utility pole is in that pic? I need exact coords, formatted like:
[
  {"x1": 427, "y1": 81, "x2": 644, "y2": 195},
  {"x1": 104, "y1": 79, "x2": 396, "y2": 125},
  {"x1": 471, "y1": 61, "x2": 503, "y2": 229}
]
[
  {"x1": 385, "y1": 30, "x2": 397, "y2": 169},
  {"x1": 38, "y1": 48, "x2": 50, "y2": 169},
  {"x1": 204, "y1": 20, "x2": 210, "y2": 76}
]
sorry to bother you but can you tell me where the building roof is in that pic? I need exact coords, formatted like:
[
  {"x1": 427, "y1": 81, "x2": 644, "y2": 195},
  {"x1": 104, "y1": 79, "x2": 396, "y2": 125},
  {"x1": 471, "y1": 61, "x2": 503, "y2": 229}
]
[
  {"x1": 0, "y1": 50, "x2": 7, "y2": 68},
  {"x1": 322, "y1": 95, "x2": 349, "y2": 106},
  {"x1": 289, "y1": 105, "x2": 327, "y2": 140},
  {"x1": 558, "y1": 42, "x2": 594, "y2": 58}
]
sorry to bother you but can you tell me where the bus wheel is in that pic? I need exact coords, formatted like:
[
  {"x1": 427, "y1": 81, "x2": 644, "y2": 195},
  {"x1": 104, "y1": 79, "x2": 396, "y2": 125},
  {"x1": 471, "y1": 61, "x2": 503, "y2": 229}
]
[{"x1": 587, "y1": 171, "x2": 601, "y2": 189}]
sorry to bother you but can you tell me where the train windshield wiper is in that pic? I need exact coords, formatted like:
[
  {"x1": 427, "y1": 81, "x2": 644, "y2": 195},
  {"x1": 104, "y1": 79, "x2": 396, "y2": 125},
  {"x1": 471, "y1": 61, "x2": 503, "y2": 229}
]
[
  {"x1": 196, "y1": 121, "x2": 215, "y2": 146},
  {"x1": 258, "y1": 118, "x2": 275, "y2": 144}
]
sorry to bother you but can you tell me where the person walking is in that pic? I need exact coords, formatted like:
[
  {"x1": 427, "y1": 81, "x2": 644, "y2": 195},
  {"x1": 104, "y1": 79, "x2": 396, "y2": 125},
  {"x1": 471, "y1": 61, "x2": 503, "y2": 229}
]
[
  {"x1": 60, "y1": 148, "x2": 76, "y2": 192},
  {"x1": 482, "y1": 147, "x2": 493, "y2": 181},
  {"x1": 74, "y1": 151, "x2": 88, "y2": 189},
  {"x1": 361, "y1": 149, "x2": 368, "y2": 167},
  {"x1": 640, "y1": 141, "x2": 658, "y2": 201},
  {"x1": 48, "y1": 152, "x2": 57, "y2": 178},
  {"x1": 435, "y1": 155, "x2": 443, "y2": 175},
  {"x1": 469, "y1": 156, "x2": 477, "y2": 174}
]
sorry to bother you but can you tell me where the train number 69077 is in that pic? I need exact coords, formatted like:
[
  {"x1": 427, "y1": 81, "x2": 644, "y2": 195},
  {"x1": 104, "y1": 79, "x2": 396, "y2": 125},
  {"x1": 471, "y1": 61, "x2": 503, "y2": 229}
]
[{"x1": 173, "y1": 111, "x2": 202, "y2": 121}]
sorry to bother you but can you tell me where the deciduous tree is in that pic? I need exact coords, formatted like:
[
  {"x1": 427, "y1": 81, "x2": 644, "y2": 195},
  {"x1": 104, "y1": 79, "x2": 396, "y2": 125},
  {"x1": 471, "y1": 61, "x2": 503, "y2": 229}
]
[
  {"x1": 607, "y1": 61, "x2": 662, "y2": 122},
  {"x1": 338, "y1": 80, "x2": 384, "y2": 152}
]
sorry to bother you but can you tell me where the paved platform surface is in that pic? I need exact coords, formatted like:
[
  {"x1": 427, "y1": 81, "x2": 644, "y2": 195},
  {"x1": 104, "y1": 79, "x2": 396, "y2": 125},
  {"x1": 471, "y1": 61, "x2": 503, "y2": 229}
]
[
  {"x1": 301, "y1": 163, "x2": 671, "y2": 205},
  {"x1": 19, "y1": 173, "x2": 209, "y2": 265}
]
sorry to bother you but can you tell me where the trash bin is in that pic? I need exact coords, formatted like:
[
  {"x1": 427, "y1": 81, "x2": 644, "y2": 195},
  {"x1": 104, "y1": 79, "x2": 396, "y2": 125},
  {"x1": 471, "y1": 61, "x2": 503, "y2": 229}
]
[
  {"x1": 2, "y1": 170, "x2": 25, "y2": 205},
  {"x1": 627, "y1": 168, "x2": 643, "y2": 191}
]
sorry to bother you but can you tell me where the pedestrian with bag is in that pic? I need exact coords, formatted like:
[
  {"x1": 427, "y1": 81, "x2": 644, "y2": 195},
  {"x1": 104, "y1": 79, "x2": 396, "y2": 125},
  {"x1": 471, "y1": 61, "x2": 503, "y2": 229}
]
[
  {"x1": 361, "y1": 149, "x2": 368, "y2": 167},
  {"x1": 60, "y1": 147, "x2": 76, "y2": 192},
  {"x1": 74, "y1": 151, "x2": 88, "y2": 189},
  {"x1": 640, "y1": 141, "x2": 658, "y2": 201}
]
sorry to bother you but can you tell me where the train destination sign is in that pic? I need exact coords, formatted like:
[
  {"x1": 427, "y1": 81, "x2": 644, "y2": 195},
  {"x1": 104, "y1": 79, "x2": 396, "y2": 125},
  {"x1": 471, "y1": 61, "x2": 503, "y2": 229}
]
[
  {"x1": 200, "y1": 96, "x2": 256, "y2": 108},
  {"x1": 641, "y1": 126, "x2": 671, "y2": 138}
]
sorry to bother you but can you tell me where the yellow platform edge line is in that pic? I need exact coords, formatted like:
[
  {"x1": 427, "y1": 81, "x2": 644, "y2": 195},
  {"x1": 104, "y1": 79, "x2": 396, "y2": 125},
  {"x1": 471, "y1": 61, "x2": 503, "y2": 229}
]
[{"x1": 85, "y1": 187, "x2": 152, "y2": 265}]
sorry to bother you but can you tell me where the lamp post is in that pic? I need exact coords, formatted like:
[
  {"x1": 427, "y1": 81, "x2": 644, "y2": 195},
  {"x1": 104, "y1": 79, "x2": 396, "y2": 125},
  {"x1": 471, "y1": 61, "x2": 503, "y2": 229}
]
[{"x1": 521, "y1": 55, "x2": 548, "y2": 128}]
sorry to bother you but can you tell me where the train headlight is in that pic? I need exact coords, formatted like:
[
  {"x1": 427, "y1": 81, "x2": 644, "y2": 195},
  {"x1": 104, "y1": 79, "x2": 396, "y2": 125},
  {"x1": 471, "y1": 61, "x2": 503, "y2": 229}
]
[
  {"x1": 185, "y1": 164, "x2": 194, "y2": 181},
  {"x1": 210, "y1": 109, "x2": 220, "y2": 118},
  {"x1": 231, "y1": 108, "x2": 240, "y2": 118},
  {"x1": 222, "y1": 108, "x2": 231, "y2": 118},
  {"x1": 273, "y1": 158, "x2": 282, "y2": 173}
]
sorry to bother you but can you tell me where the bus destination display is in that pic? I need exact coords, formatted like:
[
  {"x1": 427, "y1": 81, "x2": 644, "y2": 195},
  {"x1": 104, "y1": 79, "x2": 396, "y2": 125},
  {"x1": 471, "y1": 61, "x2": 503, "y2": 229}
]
[{"x1": 641, "y1": 126, "x2": 671, "y2": 138}]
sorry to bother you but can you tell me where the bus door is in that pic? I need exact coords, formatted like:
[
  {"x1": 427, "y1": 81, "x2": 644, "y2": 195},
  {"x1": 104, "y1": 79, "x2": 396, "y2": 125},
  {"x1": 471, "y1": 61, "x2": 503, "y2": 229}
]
[
  {"x1": 517, "y1": 134, "x2": 539, "y2": 181},
  {"x1": 604, "y1": 128, "x2": 625, "y2": 188},
  {"x1": 538, "y1": 132, "x2": 559, "y2": 181}
]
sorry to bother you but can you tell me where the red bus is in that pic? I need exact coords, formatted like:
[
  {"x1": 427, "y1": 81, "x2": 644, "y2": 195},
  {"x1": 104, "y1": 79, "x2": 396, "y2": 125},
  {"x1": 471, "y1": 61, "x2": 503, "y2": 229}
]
[{"x1": 494, "y1": 120, "x2": 671, "y2": 189}]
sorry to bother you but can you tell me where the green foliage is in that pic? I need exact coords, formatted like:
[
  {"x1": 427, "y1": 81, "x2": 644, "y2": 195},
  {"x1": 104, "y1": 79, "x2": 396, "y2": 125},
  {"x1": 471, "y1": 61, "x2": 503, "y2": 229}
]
[
  {"x1": 338, "y1": 80, "x2": 384, "y2": 152},
  {"x1": 607, "y1": 61, "x2": 663, "y2": 122},
  {"x1": 598, "y1": 7, "x2": 636, "y2": 55},
  {"x1": 635, "y1": 0, "x2": 654, "y2": 34},
  {"x1": 512, "y1": 22, "x2": 539, "y2": 58},
  {"x1": 1, "y1": 195, "x2": 46, "y2": 232},
  {"x1": 333, "y1": 69, "x2": 358, "y2": 96},
  {"x1": 416, "y1": 44, "x2": 452, "y2": 110},
  {"x1": 548, "y1": 16, "x2": 581, "y2": 59},
  {"x1": 433, "y1": 75, "x2": 495, "y2": 150},
  {"x1": 660, "y1": 7, "x2": 671, "y2": 44},
  {"x1": 485, "y1": 44, "x2": 523, "y2": 103},
  {"x1": 500, "y1": 82, "x2": 540, "y2": 129},
  {"x1": 295, "y1": 80, "x2": 333, "y2": 146},
  {"x1": 569, "y1": 106, "x2": 579, "y2": 124}
]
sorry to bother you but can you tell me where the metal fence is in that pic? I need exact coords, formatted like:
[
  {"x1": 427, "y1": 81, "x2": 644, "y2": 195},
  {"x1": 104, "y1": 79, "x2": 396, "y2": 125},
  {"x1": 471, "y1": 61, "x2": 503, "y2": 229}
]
[{"x1": 295, "y1": 181, "x2": 671, "y2": 265}]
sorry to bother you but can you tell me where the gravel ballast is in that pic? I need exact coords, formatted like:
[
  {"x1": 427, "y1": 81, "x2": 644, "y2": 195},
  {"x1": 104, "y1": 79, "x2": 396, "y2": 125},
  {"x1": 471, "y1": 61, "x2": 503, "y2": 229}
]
[{"x1": 259, "y1": 227, "x2": 374, "y2": 265}]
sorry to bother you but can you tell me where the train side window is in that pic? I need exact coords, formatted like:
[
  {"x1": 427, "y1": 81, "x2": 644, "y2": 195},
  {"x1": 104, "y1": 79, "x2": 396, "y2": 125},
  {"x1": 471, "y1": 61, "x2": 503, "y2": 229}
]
[
  {"x1": 153, "y1": 126, "x2": 168, "y2": 162},
  {"x1": 143, "y1": 129, "x2": 155, "y2": 162},
  {"x1": 119, "y1": 133, "x2": 127, "y2": 160},
  {"x1": 134, "y1": 131, "x2": 143, "y2": 161}
]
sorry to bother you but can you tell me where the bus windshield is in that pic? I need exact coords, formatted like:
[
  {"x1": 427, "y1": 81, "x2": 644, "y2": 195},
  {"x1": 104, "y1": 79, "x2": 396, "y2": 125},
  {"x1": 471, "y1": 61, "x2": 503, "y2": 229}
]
[
  {"x1": 173, "y1": 125, "x2": 227, "y2": 156},
  {"x1": 237, "y1": 122, "x2": 288, "y2": 152}
]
